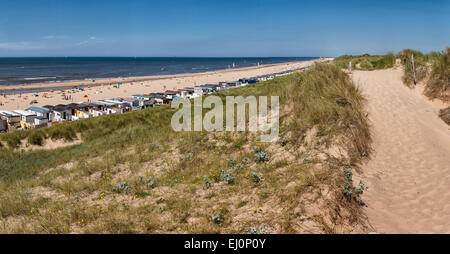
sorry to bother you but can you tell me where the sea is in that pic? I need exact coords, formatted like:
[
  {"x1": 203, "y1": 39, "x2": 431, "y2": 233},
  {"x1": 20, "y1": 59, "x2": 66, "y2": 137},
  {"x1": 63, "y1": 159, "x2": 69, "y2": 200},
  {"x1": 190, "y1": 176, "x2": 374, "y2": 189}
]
[{"x1": 0, "y1": 57, "x2": 317, "y2": 87}]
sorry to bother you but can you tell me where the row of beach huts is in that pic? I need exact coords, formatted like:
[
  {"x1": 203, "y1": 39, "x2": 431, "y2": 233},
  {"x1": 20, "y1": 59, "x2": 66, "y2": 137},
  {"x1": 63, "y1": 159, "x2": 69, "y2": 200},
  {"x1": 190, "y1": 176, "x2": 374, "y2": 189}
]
[{"x1": 0, "y1": 69, "x2": 301, "y2": 132}]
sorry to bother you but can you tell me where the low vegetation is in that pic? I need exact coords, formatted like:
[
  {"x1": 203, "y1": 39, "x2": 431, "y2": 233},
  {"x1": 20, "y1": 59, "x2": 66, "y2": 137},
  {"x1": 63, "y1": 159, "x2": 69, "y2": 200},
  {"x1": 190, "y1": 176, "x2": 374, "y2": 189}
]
[
  {"x1": 398, "y1": 49, "x2": 436, "y2": 87},
  {"x1": 334, "y1": 47, "x2": 449, "y2": 103},
  {"x1": 397, "y1": 47, "x2": 449, "y2": 102},
  {"x1": 0, "y1": 63, "x2": 371, "y2": 233},
  {"x1": 333, "y1": 53, "x2": 395, "y2": 71},
  {"x1": 424, "y1": 47, "x2": 449, "y2": 102},
  {"x1": 439, "y1": 107, "x2": 450, "y2": 125}
]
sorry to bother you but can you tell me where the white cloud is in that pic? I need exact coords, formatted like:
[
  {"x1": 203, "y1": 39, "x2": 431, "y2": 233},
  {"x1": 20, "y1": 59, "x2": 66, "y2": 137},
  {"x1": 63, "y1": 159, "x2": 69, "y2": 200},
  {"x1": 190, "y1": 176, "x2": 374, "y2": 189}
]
[
  {"x1": 43, "y1": 35, "x2": 67, "y2": 39},
  {"x1": 75, "y1": 40, "x2": 89, "y2": 46},
  {"x1": 0, "y1": 42, "x2": 43, "y2": 50},
  {"x1": 75, "y1": 37, "x2": 103, "y2": 46}
]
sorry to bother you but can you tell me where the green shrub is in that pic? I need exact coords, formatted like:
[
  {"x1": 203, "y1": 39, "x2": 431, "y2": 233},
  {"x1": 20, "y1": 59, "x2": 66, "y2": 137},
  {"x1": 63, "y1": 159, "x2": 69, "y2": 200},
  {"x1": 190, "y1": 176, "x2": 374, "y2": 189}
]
[
  {"x1": 220, "y1": 169, "x2": 234, "y2": 184},
  {"x1": 250, "y1": 171, "x2": 261, "y2": 186},
  {"x1": 112, "y1": 181, "x2": 129, "y2": 193},
  {"x1": 343, "y1": 167, "x2": 353, "y2": 181},
  {"x1": 342, "y1": 167, "x2": 367, "y2": 197},
  {"x1": 202, "y1": 176, "x2": 211, "y2": 190},
  {"x1": 212, "y1": 212, "x2": 223, "y2": 225},
  {"x1": 46, "y1": 125, "x2": 77, "y2": 141},
  {"x1": 254, "y1": 147, "x2": 270, "y2": 162},
  {"x1": 0, "y1": 131, "x2": 29, "y2": 149},
  {"x1": 146, "y1": 177, "x2": 156, "y2": 188},
  {"x1": 27, "y1": 131, "x2": 44, "y2": 146},
  {"x1": 246, "y1": 224, "x2": 275, "y2": 234}
]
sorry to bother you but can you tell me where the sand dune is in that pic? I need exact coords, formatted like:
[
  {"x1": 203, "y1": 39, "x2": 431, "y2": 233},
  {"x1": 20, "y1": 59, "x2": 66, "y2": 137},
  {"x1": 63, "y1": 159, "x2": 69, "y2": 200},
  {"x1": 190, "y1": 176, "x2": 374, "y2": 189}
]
[{"x1": 352, "y1": 67, "x2": 450, "y2": 233}]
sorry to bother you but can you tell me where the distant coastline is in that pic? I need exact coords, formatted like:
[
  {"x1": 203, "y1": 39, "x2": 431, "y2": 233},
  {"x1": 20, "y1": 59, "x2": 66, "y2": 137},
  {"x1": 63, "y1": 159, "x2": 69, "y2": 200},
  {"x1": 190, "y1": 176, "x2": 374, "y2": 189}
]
[
  {"x1": 0, "y1": 58, "x2": 331, "y2": 111},
  {"x1": 0, "y1": 57, "x2": 318, "y2": 93}
]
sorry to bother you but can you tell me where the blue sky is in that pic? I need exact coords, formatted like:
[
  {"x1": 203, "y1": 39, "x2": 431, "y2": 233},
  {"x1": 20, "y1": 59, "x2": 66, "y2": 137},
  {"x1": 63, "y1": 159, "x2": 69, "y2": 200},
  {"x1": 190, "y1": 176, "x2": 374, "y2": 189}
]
[{"x1": 0, "y1": 0, "x2": 449, "y2": 57}]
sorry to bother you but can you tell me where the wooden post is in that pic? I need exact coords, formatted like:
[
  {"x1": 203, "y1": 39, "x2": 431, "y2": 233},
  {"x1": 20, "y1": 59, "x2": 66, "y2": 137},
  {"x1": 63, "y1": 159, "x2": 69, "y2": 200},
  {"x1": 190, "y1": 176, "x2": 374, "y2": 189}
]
[
  {"x1": 411, "y1": 54, "x2": 417, "y2": 85},
  {"x1": 349, "y1": 61, "x2": 352, "y2": 72}
]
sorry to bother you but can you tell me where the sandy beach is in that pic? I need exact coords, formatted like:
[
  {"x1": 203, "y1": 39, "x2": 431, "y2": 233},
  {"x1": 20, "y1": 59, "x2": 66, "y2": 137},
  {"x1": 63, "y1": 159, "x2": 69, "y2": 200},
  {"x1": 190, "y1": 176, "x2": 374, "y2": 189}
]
[{"x1": 0, "y1": 58, "x2": 330, "y2": 111}]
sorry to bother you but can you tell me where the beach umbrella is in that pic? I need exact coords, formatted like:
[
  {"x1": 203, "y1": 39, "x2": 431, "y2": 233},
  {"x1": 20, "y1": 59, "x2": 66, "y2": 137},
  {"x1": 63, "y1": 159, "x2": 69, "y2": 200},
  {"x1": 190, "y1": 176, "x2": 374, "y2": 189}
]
[
  {"x1": 33, "y1": 94, "x2": 39, "y2": 97},
  {"x1": 83, "y1": 95, "x2": 88, "y2": 98}
]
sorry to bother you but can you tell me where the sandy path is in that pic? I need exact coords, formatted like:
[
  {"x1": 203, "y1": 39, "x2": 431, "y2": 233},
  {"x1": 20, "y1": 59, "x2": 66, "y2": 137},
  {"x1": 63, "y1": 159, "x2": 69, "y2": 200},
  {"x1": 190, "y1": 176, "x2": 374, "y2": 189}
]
[{"x1": 352, "y1": 67, "x2": 450, "y2": 233}]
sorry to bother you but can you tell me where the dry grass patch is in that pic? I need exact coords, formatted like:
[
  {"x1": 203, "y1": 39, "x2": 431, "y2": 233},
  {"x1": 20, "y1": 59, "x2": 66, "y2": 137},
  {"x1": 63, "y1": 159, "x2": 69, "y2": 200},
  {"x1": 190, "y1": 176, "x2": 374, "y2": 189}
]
[{"x1": 0, "y1": 63, "x2": 371, "y2": 233}]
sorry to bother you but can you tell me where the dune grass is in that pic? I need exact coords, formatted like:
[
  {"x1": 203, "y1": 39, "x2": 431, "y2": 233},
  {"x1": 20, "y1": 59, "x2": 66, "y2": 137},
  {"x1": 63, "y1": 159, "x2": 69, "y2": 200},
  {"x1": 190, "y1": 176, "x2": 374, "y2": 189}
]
[
  {"x1": 398, "y1": 49, "x2": 433, "y2": 87},
  {"x1": 424, "y1": 47, "x2": 450, "y2": 102},
  {"x1": 397, "y1": 47, "x2": 449, "y2": 101},
  {"x1": 0, "y1": 63, "x2": 371, "y2": 233},
  {"x1": 333, "y1": 53, "x2": 395, "y2": 71},
  {"x1": 333, "y1": 47, "x2": 449, "y2": 102}
]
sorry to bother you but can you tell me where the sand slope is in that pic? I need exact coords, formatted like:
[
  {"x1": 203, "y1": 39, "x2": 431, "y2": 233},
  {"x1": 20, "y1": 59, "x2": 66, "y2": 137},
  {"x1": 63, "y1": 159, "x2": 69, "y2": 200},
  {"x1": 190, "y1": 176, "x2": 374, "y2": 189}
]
[{"x1": 352, "y1": 67, "x2": 450, "y2": 234}]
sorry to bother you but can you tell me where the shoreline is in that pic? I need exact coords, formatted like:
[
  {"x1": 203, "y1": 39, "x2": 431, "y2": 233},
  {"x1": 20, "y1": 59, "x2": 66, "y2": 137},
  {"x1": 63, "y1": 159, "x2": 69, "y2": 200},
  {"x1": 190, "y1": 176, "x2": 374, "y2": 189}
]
[
  {"x1": 0, "y1": 59, "x2": 318, "y2": 93},
  {"x1": 0, "y1": 58, "x2": 332, "y2": 111}
]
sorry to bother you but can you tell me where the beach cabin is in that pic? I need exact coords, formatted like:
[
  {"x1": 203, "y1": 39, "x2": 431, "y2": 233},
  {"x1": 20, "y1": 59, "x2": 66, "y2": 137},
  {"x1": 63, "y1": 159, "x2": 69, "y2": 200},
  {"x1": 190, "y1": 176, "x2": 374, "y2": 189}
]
[
  {"x1": 218, "y1": 82, "x2": 234, "y2": 90},
  {"x1": 145, "y1": 94, "x2": 164, "y2": 106},
  {"x1": 196, "y1": 84, "x2": 220, "y2": 94},
  {"x1": 131, "y1": 95, "x2": 153, "y2": 109},
  {"x1": 147, "y1": 92, "x2": 166, "y2": 104},
  {"x1": 34, "y1": 116, "x2": 49, "y2": 128},
  {"x1": 0, "y1": 110, "x2": 21, "y2": 124},
  {"x1": 42, "y1": 105, "x2": 57, "y2": 122},
  {"x1": 248, "y1": 78, "x2": 258, "y2": 84},
  {"x1": 183, "y1": 87, "x2": 199, "y2": 98},
  {"x1": 87, "y1": 102, "x2": 105, "y2": 117},
  {"x1": 0, "y1": 111, "x2": 21, "y2": 131},
  {"x1": 66, "y1": 103, "x2": 81, "y2": 118},
  {"x1": 0, "y1": 118, "x2": 7, "y2": 132},
  {"x1": 148, "y1": 97, "x2": 162, "y2": 107},
  {"x1": 132, "y1": 95, "x2": 151, "y2": 101},
  {"x1": 194, "y1": 85, "x2": 211, "y2": 95},
  {"x1": 13, "y1": 110, "x2": 37, "y2": 129},
  {"x1": 119, "y1": 98, "x2": 140, "y2": 109},
  {"x1": 71, "y1": 103, "x2": 91, "y2": 120},
  {"x1": 149, "y1": 93, "x2": 164, "y2": 99},
  {"x1": 104, "y1": 99, "x2": 132, "y2": 113},
  {"x1": 141, "y1": 99, "x2": 154, "y2": 108},
  {"x1": 175, "y1": 89, "x2": 189, "y2": 99},
  {"x1": 149, "y1": 92, "x2": 165, "y2": 99},
  {"x1": 257, "y1": 76, "x2": 267, "y2": 82},
  {"x1": 95, "y1": 100, "x2": 119, "y2": 115},
  {"x1": 225, "y1": 81, "x2": 240, "y2": 89},
  {"x1": 49, "y1": 104, "x2": 72, "y2": 122},
  {"x1": 164, "y1": 90, "x2": 178, "y2": 100},
  {"x1": 14, "y1": 110, "x2": 37, "y2": 123},
  {"x1": 27, "y1": 106, "x2": 50, "y2": 120},
  {"x1": 193, "y1": 87, "x2": 204, "y2": 97},
  {"x1": 238, "y1": 78, "x2": 249, "y2": 86}
]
